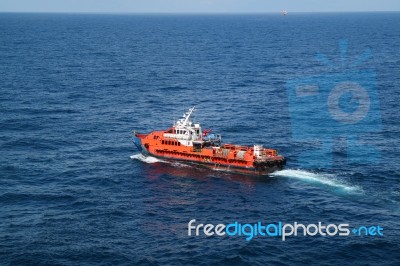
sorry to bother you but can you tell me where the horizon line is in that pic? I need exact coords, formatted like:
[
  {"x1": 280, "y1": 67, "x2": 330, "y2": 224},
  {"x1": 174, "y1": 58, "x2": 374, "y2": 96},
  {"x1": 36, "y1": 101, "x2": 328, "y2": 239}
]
[{"x1": 1, "y1": 10, "x2": 400, "y2": 15}]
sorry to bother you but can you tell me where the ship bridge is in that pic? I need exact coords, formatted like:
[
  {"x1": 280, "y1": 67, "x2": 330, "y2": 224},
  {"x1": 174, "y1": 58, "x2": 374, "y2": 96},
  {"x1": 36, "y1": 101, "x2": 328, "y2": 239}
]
[{"x1": 163, "y1": 107, "x2": 221, "y2": 147}]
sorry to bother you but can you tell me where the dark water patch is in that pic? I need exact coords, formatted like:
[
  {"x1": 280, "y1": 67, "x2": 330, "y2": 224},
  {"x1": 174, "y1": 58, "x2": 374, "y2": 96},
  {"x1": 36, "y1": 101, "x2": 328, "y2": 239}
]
[
  {"x1": 1, "y1": 137, "x2": 75, "y2": 151},
  {"x1": 159, "y1": 85, "x2": 188, "y2": 91},
  {"x1": 0, "y1": 193, "x2": 76, "y2": 204}
]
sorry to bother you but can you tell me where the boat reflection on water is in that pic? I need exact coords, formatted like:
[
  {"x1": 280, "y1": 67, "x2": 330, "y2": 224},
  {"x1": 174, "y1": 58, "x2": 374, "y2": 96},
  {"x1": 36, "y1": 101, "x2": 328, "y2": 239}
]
[{"x1": 134, "y1": 156, "x2": 278, "y2": 187}]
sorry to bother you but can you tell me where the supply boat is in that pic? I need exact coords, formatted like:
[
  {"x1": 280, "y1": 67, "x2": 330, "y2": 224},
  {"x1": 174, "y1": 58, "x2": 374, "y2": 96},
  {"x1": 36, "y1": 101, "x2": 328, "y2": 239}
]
[{"x1": 133, "y1": 107, "x2": 286, "y2": 175}]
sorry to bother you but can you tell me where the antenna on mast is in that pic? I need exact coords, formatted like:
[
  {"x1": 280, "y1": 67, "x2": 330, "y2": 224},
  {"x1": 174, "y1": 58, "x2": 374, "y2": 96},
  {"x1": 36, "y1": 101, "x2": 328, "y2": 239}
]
[{"x1": 183, "y1": 106, "x2": 195, "y2": 124}]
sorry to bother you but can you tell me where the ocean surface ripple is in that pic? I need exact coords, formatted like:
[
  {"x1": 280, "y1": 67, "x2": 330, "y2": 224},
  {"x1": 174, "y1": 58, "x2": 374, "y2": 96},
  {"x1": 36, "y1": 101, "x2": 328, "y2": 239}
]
[{"x1": 0, "y1": 13, "x2": 399, "y2": 265}]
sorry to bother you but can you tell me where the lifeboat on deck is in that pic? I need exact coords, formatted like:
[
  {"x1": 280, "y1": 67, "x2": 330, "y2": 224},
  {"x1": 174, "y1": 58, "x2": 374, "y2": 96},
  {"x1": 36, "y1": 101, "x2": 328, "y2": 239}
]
[{"x1": 132, "y1": 107, "x2": 286, "y2": 175}]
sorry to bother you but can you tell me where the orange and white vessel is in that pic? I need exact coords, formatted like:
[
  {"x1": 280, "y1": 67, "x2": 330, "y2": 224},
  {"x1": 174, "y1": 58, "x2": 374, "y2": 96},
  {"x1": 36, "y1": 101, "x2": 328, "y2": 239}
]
[{"x1": 133, "y1": 107, "x2": 286, "y2": 175}]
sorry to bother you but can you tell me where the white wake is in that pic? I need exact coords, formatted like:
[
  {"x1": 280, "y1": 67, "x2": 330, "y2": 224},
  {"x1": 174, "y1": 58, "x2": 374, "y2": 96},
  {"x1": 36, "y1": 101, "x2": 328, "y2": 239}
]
[
  {"x1": 130, "y1": 154, "x2": 165, "y2": 164},
  {"x1": 271, "y1": 169, "x2": 362, "y2": 193}
]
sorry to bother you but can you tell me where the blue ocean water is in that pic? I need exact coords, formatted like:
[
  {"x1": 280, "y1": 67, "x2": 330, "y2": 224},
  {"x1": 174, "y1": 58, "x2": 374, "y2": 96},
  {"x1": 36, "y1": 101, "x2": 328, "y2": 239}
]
[{"x1": 1, "y1": 12, "x2": 399, "y2": 265}]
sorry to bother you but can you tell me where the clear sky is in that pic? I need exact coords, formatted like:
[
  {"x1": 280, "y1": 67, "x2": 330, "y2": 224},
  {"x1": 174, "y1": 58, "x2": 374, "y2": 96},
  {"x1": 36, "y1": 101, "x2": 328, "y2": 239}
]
[{"x1": 0, "y1": 0, "x2": 399, "y2": 13}]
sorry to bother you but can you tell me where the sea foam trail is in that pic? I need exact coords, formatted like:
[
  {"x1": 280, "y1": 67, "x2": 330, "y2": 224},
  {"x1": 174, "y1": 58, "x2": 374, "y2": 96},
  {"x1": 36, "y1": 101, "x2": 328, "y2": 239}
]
[
  {"x1": 131, "y1": 155, "x2": 361, "y2": 193},
  {"x1": 271, "y1": 169, "x2": 362, "y2": 193},
  {"x1": 130, "y1": 154, "x2": 165, "y2": 164}
]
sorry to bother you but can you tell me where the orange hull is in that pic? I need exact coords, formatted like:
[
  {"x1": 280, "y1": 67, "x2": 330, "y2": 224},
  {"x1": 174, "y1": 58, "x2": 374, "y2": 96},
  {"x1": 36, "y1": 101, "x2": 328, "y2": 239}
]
[
  {"x1": 133, "y1": 107, "x2": 285, "y2": 176},
  {"x1": 133, "y1": 130, "x2": 286, "y2": 175}
]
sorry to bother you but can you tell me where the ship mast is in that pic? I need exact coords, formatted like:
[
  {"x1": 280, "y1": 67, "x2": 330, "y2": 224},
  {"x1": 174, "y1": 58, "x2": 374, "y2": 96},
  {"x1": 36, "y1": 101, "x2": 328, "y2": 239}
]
[{"x1": 178, "y1": 106, "x2": 195, "y2": 126}]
